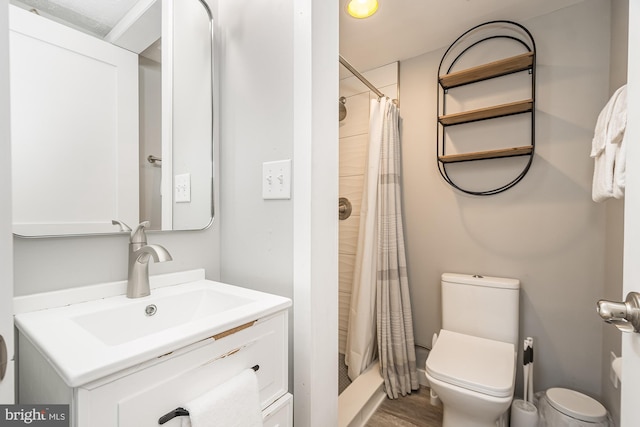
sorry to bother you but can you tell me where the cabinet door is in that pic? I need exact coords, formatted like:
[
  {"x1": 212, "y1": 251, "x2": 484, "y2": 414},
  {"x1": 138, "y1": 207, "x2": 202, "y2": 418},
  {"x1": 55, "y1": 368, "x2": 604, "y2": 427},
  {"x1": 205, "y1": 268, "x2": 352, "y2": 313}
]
[
  {"x1": 9, "y1": 5, "x2": 138, "y2": 235},
  {"x1": 77, "y1": 313, "x2": 287, "y2": 427}
]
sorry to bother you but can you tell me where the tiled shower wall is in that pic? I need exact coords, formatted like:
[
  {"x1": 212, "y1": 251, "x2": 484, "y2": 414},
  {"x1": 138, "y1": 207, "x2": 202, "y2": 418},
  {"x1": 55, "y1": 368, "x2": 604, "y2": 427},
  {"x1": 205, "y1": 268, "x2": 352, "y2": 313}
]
[{"x1": 338, "y1": 63, "x2": 398, "y2": 354}]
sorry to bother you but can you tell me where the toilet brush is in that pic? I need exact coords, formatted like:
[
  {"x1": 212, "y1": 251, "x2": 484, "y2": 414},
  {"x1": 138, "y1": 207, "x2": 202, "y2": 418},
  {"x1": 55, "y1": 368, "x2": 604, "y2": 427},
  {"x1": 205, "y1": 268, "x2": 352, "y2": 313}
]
[
  {"x1": 523, "y1": 339, "x2": 531, "y2": 402},
  {"x1": 511, "y1": 338, "x2": 538, "y2": 427},
  {"x1": 526, "y1": 337, "x2": 534, "y2": 402}
]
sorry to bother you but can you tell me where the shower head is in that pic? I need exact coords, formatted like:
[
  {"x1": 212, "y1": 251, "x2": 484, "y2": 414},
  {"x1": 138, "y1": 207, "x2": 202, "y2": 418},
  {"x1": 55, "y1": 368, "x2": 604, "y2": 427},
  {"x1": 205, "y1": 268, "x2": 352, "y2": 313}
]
[{"x1": 339, "y1": 96, "x2": 347, "y2": 122}]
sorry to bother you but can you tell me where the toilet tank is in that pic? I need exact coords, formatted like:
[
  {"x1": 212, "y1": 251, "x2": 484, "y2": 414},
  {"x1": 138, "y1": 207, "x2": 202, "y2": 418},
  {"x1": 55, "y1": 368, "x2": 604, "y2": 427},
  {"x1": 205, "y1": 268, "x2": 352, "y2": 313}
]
[{"x1": 441, "y1": 273, "x2": 520, "y2": 346}]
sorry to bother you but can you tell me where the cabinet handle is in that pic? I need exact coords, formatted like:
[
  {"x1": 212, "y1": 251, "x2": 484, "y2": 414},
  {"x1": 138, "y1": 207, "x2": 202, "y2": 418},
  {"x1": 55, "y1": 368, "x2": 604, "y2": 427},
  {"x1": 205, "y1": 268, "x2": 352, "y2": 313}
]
[{"x1": 158, "y1": 407, "x2": 189, "y2": 425}]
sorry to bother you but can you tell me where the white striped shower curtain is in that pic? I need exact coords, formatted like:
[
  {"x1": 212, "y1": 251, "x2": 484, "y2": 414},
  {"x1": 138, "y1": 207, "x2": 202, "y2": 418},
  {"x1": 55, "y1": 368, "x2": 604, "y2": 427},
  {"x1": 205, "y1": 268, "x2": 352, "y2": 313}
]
[{"x1": 345, "y1": 97, "x2": 419, "y2": 398}]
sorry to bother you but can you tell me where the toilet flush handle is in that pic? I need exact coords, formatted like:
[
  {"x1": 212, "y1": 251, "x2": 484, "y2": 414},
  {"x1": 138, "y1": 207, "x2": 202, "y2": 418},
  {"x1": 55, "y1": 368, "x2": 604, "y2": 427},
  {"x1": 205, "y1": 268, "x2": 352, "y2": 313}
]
[{"x1": 597, "y1": 292, "x2": 640, "y2": 333}]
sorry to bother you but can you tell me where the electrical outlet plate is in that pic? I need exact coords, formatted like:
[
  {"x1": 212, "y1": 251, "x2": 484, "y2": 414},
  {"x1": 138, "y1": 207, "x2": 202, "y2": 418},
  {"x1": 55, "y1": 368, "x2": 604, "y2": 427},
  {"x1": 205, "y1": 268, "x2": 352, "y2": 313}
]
[{"x1": 263, "y1": 160, "x2": 291, "y2": 200}]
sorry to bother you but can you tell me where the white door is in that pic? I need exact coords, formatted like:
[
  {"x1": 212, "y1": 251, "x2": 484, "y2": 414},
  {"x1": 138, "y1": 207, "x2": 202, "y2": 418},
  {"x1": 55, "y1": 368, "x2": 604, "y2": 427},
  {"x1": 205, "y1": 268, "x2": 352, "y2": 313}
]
[
  {"x1": 621, "y1": 1, "x2": 640, "y2": 424},
  {"x1": 0, "y1": 0, "x2": 15, "y2": 403}
]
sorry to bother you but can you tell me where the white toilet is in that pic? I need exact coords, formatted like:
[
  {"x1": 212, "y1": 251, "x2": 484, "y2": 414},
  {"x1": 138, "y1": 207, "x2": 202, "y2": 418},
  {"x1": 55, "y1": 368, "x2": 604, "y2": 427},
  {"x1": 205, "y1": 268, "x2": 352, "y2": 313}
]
[{"x1": 426, "y1": 273, "x2": 520, "y2": 427}]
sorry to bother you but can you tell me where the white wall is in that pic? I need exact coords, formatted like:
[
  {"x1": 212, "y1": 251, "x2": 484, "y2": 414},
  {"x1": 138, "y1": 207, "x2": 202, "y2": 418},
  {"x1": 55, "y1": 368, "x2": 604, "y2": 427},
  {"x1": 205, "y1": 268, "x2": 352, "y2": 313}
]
[
  {"x1": 217, "y1": 0, "x2": 295, "y2": 399},
  {"x1": 400, "y1": 0, "x2": 611, "y2": 401},
  {"x1": 218, "y1": 0, "x2": 294, "y2": 303},
  {"x1": 291, "y1": 1, "x2": 339, "y2": 424},
  {"x1": 13, "y1": 219, "x2": 221, "y2": 296},
  {"x1": 218, "y1": 0, "x2": 338, "y2": 424},
  {"x1": 0, "y1": 0, "x2": 15, "y2": 403}
]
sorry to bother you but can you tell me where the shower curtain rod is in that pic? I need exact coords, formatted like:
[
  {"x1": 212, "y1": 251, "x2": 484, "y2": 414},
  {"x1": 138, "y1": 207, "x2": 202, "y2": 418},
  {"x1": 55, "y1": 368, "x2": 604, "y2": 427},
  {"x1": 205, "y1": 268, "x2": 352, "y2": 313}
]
[{"x1": 339, "y1": 54, "x2": 385, "y2": 99}]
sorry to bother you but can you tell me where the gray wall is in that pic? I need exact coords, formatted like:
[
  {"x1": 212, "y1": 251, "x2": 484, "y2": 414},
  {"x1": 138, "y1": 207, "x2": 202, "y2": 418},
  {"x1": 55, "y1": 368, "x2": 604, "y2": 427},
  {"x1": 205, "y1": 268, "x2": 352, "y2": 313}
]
[{"x1": 400, "y1": 0, "x2": 612, "y2": 401}]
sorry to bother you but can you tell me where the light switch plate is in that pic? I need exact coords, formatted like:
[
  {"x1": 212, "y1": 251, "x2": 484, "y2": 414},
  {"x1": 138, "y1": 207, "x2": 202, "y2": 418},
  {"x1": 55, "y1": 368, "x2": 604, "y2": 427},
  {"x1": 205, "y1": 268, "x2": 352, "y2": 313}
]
[
  {"x1": 175, "y1": 173, "x2": 191, "y2": 203},
  {"x1": 263, "y1": 160, "x2": 291, "y2": 200}
]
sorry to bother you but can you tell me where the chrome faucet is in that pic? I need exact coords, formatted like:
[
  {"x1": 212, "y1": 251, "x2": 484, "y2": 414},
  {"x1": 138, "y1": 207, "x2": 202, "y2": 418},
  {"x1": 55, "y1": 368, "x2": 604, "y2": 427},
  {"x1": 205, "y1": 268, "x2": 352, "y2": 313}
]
[{"x1": 127, "y1": 221, "x2": 172, "y2": 298}]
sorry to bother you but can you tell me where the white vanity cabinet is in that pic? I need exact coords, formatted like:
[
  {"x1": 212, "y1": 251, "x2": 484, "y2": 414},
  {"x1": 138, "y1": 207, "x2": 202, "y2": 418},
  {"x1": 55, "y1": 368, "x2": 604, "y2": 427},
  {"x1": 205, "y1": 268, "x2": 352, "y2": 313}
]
[{"x1": 19, "y1": 310, "x2": 291, "y2": 427}]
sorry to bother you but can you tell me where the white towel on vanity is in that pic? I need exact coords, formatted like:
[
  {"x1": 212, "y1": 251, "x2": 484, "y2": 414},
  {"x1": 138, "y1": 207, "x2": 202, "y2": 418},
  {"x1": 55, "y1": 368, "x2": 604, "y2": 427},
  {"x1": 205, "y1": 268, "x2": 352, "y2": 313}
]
[
  {"x1": 591, "y1": 85, "x2": 628, "y2": 202},
  {"x1": 182, "y1": 369, "x2": 263, "y2": 427}
]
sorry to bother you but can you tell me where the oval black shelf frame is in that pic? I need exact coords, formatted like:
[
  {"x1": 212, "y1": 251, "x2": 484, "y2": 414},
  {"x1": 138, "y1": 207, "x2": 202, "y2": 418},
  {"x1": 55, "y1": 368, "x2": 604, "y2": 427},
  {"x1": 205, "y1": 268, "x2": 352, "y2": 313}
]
[{"x1": 436, "y1": 20, "x2": 536, "y2": 196}]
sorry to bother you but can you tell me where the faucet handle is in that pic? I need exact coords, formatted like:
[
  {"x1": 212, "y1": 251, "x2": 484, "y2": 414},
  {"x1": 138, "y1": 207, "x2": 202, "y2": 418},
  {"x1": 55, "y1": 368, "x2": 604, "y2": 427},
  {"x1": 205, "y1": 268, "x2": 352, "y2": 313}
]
[
  {"x1": 112, "y1": 219, "x2": 132, "y2": 232},
  {"x1": 130, "y1": 221, "x2": 151, "y2": 244}
]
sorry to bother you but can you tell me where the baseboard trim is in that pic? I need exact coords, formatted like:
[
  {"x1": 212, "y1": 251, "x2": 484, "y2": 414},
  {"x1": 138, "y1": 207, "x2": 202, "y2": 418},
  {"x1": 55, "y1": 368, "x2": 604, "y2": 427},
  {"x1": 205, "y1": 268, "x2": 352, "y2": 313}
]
[{"x1": 418, "y1": 367, "x2": 430, "y2": 387}]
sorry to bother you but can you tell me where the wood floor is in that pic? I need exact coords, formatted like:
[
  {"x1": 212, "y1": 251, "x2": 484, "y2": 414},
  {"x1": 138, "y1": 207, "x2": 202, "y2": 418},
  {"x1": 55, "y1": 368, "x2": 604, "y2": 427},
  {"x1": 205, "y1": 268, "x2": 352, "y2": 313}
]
[{"x1": 366, "y1": 386, "x2": 443, "y2": 427}]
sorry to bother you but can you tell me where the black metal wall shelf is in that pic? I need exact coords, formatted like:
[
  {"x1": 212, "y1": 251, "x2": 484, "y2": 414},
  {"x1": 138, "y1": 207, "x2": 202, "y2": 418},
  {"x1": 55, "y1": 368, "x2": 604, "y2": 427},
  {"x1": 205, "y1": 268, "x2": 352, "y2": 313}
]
[{"x1": 437, "y1": 21, "x2": 536, "y2": 196}]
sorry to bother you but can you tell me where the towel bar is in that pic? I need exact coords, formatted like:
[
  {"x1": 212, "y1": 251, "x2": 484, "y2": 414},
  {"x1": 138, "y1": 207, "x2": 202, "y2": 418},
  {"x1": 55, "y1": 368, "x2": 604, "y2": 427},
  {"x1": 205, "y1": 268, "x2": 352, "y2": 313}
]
[
  {"x1": 158, "y1": 365, "x2": 260, "y2": 425},
  {"x1": 147, "y1": 155, "x2": 162, "y2": 164}
]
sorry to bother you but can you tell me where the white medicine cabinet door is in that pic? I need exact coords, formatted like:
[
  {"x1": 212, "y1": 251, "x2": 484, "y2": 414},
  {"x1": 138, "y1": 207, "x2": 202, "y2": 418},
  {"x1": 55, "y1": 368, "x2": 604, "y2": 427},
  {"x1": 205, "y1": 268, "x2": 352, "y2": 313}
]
[{"x1": 9, "y1": 6, "x2": 139, "y2": 236}]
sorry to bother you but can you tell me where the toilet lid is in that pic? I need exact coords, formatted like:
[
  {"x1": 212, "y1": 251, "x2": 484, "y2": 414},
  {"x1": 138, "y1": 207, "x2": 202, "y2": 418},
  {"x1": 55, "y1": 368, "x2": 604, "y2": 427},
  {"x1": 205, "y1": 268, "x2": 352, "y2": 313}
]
[
  {"x1": 426, "y1": 330, "x2": 515, "y2": 398},
  {"x1": 546, "y1": 388, "x2": 607, "y2": 422}
]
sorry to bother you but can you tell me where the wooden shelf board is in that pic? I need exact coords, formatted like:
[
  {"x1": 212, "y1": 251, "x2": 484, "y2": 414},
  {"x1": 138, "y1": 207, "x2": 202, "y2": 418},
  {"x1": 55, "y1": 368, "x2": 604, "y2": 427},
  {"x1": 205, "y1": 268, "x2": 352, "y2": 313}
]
[
  {"x1": 439, "y1": 99, "x2": 533, "y2": 126},
  {"x1": 439, "y1": 52, "x2": 534, "y2": 89},
  {"x1": 438, "y1": 145, "x2": 533, "y2": 163}
]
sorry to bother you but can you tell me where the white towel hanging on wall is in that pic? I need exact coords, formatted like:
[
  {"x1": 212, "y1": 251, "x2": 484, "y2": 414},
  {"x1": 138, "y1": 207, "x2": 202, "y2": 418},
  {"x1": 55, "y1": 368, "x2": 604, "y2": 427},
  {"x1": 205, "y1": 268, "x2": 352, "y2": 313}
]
[{"x1": 591, "y1": 85, "x2": 628, "y2": 202}]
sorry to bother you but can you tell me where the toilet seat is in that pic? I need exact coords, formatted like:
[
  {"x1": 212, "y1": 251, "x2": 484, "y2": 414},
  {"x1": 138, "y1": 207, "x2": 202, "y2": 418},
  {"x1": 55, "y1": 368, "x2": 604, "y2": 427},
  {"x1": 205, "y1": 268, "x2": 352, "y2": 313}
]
[
  {"x1": 546, "y1": 388, "x2": 607, "y2": 422},
  {"x1": 426, "y1": 330, "x2": 515, "y2": 398}
]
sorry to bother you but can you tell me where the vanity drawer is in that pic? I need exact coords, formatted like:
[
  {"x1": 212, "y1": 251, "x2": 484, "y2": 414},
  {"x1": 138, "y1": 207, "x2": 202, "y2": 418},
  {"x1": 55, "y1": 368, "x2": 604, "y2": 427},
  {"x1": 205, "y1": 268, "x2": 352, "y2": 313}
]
[
  {"x1": 263, "y1": 393, "x2": 293, "y2": 427},
  {"x1": 77, "y1": 312, "x2": 287, "y2": 427}
]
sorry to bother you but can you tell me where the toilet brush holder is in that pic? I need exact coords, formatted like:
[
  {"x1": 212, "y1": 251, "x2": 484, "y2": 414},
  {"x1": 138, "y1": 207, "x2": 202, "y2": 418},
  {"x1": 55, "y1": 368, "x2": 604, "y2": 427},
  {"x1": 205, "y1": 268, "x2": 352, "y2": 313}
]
[{"x1": 510, "y1": 399, "x2": 538, "y2": 427}]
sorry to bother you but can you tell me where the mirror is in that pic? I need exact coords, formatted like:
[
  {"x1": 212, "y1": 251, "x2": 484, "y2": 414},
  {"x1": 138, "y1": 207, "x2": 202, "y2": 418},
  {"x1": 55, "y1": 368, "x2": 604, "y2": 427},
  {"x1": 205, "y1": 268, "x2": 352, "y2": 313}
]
[{"x1": 8, "y1": 0, "x2": 214, "y2": 236}]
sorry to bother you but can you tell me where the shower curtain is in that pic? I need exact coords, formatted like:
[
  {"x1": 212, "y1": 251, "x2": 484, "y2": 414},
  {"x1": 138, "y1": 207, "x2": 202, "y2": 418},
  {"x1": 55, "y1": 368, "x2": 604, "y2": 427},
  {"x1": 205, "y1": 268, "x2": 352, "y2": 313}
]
[{"x1": 345, "y1": 97, "x2": 419, "y2": 398}]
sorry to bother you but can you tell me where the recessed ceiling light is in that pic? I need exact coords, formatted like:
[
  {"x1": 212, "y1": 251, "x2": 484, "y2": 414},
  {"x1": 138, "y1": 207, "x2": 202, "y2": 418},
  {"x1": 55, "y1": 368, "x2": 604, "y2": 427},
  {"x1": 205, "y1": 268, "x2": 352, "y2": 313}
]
[{"x1": 347, "y1": 0, "x2": 379, "y2": 19}]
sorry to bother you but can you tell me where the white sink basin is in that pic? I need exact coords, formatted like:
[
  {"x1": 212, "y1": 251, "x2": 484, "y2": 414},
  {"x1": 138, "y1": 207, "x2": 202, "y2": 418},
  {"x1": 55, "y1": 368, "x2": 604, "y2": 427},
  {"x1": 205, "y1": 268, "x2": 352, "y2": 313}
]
[
  {"x1": 72, "y1": 287, "x2": 253, "y2": 346},
  {"x1": 14, "y1": 272, "x2": 291, "y2": 387}
]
